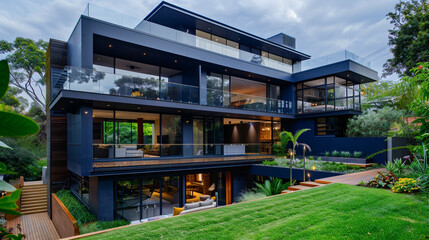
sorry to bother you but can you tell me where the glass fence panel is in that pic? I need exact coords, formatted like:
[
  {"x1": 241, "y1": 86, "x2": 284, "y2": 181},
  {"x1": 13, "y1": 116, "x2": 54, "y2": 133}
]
[
  {"x1": 93, "y1": 143, "x2": 273, "y2": 160},
  {"x1": 85, "y1": 4, "x2": 292, "y2": 73},
  {"x1": 63, "y1": 67, "x2": 290, "y2": 113}
]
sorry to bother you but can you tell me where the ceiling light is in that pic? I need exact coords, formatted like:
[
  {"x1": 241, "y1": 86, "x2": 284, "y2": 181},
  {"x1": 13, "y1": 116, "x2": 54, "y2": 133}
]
[
  {"x1": 174, "y1": 59, "x2": 178, "y2": 63},
  {"x1": 107, "y1": 104, "x2": 110, "y2": 107},
  {"x1": 143, "y1": 52, "x2": 147, "y2": 56},
  {"x1": 108, "y1": 44, "x2": 112, "y2": 48},
  {"x1": 70, "y1": 101, "x2": 74, "y2": 103}
]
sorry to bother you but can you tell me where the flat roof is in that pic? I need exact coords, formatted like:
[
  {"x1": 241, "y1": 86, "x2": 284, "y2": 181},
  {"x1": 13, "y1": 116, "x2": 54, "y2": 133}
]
[{"x1": 143, "y1": 1, "x2": 310, "y2": 61}]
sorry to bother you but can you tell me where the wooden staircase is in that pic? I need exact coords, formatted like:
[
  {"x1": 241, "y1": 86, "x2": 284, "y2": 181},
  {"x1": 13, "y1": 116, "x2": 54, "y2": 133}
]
[
  {"x1": 286, "y1": 181, "x2": 327, "y2": 193},
  {"x1": 20, "y1": 182, "x2": 48, "y2": 215}
]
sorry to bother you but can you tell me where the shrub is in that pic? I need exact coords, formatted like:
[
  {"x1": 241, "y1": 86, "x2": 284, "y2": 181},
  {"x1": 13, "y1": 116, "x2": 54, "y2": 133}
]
[
  {"x1": 353, "y1": 151, "x2": 363, "y2": 158},
  {"x1": 317, "y1": 157, "x2": 322, "y2": 161},
  {"x1": 95, "y1": 220, "x2": 130, "y2": 230},
  {"x1": 262, "y1": 160, "x2": 277, "y2": 166},
  {"x1": 274, "y1": 158, "x2": 288, "y2": 167},
  {"x1": 324, "y1": 151, "x2": 330, "y2": 157},
  {"x1": 385, "y1": 158, "x2": 408, "y2": 176},
  {"x1": 366, "y1": 172, "x2": 398, "y2": 189},
  {"x1": 346, "y1": 107, "x2": 406, "y2": 137},
  {"x1": 254, "y1": 178, "x2": 290, "y2": 196},
  {"x1": 392, "y1": 178, "x2": 420, "y2": 193},
  {"x1": 308, "y1": 156, "x2": 314, "y2": 160},
  {"x1": 332, "y1": 150, "x2": 340, "y2": 157},
  {"x1": 56, "y1": 190, "x2": 97, "y2": 225},
  {"x1": 235, "y1": 190, "x2": 267, "y2": 202},
  {"x1": 340, "y1": 151, "x2": 351, "y2": 158}
]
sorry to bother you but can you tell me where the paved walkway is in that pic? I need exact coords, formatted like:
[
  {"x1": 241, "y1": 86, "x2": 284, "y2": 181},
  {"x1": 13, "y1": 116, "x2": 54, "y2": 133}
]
[
  {"x1": 6, "y1": 212, "x2": 60, "y2": 240},
  {"x1": 315, "y1": 168, "x2": 385, "y2": 185}
]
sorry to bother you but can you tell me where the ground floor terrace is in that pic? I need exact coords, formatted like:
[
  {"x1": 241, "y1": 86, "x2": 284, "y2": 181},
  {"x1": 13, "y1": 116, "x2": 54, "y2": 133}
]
[{"x1": 75, "y1": 166, "x2": 283, "y2": 222}]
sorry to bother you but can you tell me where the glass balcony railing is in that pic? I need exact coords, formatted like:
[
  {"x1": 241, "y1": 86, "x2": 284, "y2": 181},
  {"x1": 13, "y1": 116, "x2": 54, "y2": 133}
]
[
  {"x1": 93, "y1": 143, "x2": 274, "y2": 160},
  {"x1": 82, "y1": 4, "x2": 292, "y2": 73},
  {"x1": 61, "y1": 66, "x2": 292, "y2": 114},
  {"x1": 299, "y1": 50, "x2": 371, "y2": 72}
]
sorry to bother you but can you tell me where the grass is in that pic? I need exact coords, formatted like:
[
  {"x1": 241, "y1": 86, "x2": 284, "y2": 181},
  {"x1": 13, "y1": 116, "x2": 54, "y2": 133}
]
[
  {"x1": 83, "y1": 184, "x2": 429, "y2": 240},
  {"x1": 56, "y1": 190, "x2": 129, "y2": 234}
]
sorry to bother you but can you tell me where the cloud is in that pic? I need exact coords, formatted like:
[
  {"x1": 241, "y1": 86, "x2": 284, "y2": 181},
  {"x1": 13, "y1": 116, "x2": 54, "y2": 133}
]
[{"x1": 0, "y1": 0, "x2": 398, "y2": 79}]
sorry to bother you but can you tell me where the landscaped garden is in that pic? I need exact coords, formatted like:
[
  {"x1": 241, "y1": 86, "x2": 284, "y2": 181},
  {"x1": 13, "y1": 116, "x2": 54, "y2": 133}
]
[
  {"x1": 82, "y1": 183, "x2": 428, "y2": 240},
  {"x1": 56, "y1": 190, "x2": 130, "y2": 234}
]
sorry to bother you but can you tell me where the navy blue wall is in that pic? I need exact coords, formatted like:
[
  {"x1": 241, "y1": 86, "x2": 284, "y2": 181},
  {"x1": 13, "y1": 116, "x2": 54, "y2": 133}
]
[
  {"x1": 96, "y1": 177, "x2": 114, "y2": 221},
  {"x1": 67, "y1": 18, "x2": 83, "y2": 67},
  {"x1": 249, "y1": 165, "x2": 343, "y2": 182},
  {"x1": 67, "y1": 106, "x2": 94, "y2": 176},
  {"x1": 287, "y1": 118, "x2": 388, "y2": 164}
]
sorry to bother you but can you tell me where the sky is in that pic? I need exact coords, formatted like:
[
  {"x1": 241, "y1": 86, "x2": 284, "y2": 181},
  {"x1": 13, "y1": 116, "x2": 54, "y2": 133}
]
[{"x1": 0, "y1": 0, "x2": 399, "y2": 81}]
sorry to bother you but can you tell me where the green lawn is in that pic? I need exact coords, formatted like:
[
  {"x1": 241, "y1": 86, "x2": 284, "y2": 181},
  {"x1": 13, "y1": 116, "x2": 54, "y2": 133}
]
[{"x1": 84, "y1": 184, "x2": 429, "y2": 240}]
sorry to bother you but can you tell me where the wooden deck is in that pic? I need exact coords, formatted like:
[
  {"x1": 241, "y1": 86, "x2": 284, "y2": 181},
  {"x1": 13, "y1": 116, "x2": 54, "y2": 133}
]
[
  {"x1": 315, "y1": 168, "x2": 385, "y2": 185},
  {"x1": 5, "y1": 212, "x2": 60, "y2": 240}
]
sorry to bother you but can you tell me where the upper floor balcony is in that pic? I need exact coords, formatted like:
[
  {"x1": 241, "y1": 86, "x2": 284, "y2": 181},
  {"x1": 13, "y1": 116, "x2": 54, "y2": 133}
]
[
  {"x1": 82, "y1": 4, "x2": 294, "y2": 73},
  {"x1": 297, "y1": 50, "x2": 371, "y2": 72},
  {"x1": 59, "y1": 66, "x2": 292, "y2": 114}
]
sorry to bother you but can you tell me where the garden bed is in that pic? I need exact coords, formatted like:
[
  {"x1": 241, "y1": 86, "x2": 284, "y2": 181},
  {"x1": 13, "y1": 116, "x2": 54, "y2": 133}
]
[{"x1": 319, "y1": 156, "x2": 373, "y2": 164}]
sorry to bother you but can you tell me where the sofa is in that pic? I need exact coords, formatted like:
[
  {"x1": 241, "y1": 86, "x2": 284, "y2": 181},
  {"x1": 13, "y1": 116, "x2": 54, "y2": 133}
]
[
  {"x1": 173, "y1": 198, "x2": 216, "y2": 216},
  {"x1": 180, "y1": 199, "x2": 216, "y2": 215}
]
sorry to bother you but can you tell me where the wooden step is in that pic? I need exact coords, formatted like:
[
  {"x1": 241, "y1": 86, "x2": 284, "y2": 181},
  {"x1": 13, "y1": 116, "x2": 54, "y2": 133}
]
[
  {"x1": 281, "y1": 190, "x2": 293, "y2": 194},
  {"x1": 22, "y1": 185, "x2": 47, "y2": 190},
  {"x1": 21, "y1": 209, "x2": 47, "y2": 215},
  {"x1": 22, "y1": 189, "x2": 47, "y2": 195},
  {"x1": 315, "y1": 179, "x2": 333, "y2": 184},
  {"x1": 21, "y1": 193, "x2": 47, "y2": 199},
  {"x1": 300, "y1": 181, "x2": 325, "y2": 187},
  {"x1": 21, "y1": 201, "x2": 48, "y2": 208},
  {"x1": 288, "y1": 185, "x2": 313, "y2": 191},
  {"x1": 21, "y1": 196, "x2": 47, "y2": 201}
]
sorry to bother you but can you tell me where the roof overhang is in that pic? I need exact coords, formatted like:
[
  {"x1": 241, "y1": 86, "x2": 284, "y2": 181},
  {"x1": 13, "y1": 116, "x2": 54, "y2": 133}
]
[
  {"x1": 292, "y1": 60, "x2": 378, "y2": 84},
  {"x1": 143, "y1": 1, "x2": 310, "y2": 62}
]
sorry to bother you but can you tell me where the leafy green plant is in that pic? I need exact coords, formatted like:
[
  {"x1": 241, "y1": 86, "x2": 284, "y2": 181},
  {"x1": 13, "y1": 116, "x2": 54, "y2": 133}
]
[
  {"x1": 353, "y1": 151, "x2": 363, "y2": 158},
  {"x1": 262, "y1": 160, "x2": 277, "y2": 166},
  {"x1": 95, "y1": 220, "x2": 129, "y2": 231},
  {"x1": 254, "y1": 178, "x2": 290, "y2": 196},
  {"x1": 332, "y1": 150, "x2": 340, "y2": 157},
  {"x1": 366, "y1": 172, "x2": 398, "y2": 189},
  {"x1": 385, "y1": 158, "x2": 408, "y2": 176},
  {"x1": 317, "y1": 157, "x2": 322, "y2": 161},
  {"x1": 308, "y1": 156, "x2": 314, "y2": 160},
  {"x1": 56, "y1": 190, "x2": 97, "y2": 225},
  {"x1": 324, "y1": 151, "x2": 330, "y2": 157},
  {"x1": 340, "y1": 151, "x2": 351, "y2": 158},
  {"x1": 235, "y1": 190, "x2": 267, "y2": 202},
  {"x1": 279, "y1": 129, "x2": 310, "y2": 186}
]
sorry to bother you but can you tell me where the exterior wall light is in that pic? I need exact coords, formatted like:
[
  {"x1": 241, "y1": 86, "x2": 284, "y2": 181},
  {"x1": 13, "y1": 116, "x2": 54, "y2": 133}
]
[{"x1": 312, "y1": 166, "x2": 316, "y2": 170}]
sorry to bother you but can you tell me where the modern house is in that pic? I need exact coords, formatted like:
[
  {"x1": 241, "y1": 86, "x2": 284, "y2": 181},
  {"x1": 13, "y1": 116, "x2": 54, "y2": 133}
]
[{"x1": 46, "y1": 2, "x2": 378, "y2": 221}]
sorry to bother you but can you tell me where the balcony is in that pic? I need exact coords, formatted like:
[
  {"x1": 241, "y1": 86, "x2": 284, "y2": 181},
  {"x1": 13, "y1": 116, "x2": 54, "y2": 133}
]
[
  {"x1": 60, "y1": 66, "x2": 292, "y2": 114},
  {"x1": 92, "y1": 143, "x2": 274, "y2": 169},
  {"x1": 82, "y1": 4, "x2": 293, "y2": 73},
  {"x1": 298, "y1": 50, "x2": 371, "y2": 72}
]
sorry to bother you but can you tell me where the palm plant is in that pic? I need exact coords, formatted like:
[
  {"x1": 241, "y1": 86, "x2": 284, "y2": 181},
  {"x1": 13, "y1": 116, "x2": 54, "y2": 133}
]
[
  {"x1": 279, "y1": 129, "x2": 310, "y2": 186},
  {"x1": 254, "y1": 178, "x2": 289, "y2": 196}
]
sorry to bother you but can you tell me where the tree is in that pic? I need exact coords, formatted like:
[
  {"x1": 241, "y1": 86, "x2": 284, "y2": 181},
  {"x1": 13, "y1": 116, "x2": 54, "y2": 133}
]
[
  {"x1": 0, "y1": 86, "x2": 28, "y2": 113},
  {"x1": 0, "y1": 37, "x2": 48, "y2": 113},
  {"x1": 279, "y1": 129, "x2": 310, "y2": 186},
  {"x1": 361, "y1": 80, "x2": 417, "y2": 111},
  {"x1": 346, "y1": 107, "x2": 407, "y2": 137},
  {"x1": 383, "y1": 0, "x2": 429, "y2": 77}
]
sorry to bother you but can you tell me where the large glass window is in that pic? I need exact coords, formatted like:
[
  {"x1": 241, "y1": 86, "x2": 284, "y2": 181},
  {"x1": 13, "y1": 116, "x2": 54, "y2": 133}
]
[
  {"x1": 316, "y1": 117, "x2": 335, "y2": 136},
  {"x1": 161, "y1": 114, "x2": 182, "y2": 156},
  {"x1": 93, "y1": 110, "x2": 167, "y2": 159},
  {"x1": 207, "y1": 73, "x2": 229, "y2": 107},
  {"x1": 70, "y1": 173, "x2": 89, "y2": 206},
  {"x1": 296, "y1": 76, "x2": 361, "y2": 114}
]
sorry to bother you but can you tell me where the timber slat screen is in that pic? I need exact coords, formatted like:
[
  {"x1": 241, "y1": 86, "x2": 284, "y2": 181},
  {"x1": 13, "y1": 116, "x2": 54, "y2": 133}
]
[{"x1": 51, "y1": 193, "x2": 79, "y2": 238}]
